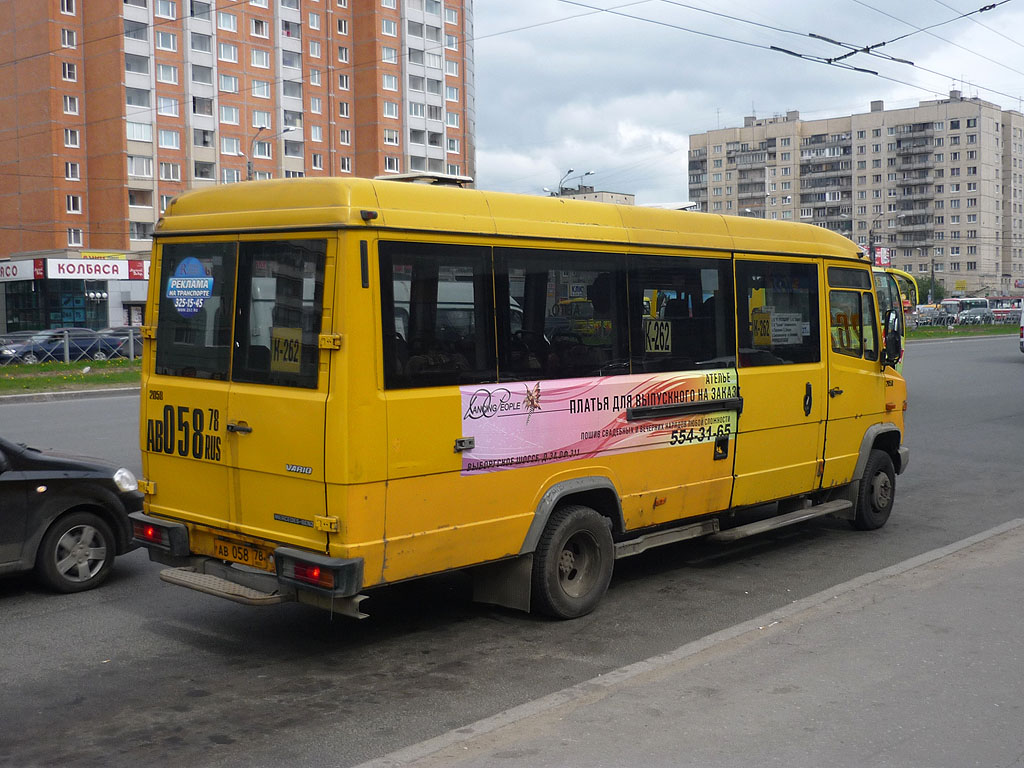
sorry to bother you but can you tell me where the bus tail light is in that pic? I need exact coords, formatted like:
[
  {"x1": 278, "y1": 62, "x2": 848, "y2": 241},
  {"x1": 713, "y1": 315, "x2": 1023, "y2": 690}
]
[
  {"x1": 129, "y1": 512, "x2": 190, "y2": 556},
  {"x1": 274, "y1": 547, "x2": 363, "y2": 597}
]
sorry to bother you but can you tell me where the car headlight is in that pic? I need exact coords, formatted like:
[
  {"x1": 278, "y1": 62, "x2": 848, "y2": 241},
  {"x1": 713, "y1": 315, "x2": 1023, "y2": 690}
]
[{"x1": 113, "y1": 467, "x2": 138, "y2": 492}]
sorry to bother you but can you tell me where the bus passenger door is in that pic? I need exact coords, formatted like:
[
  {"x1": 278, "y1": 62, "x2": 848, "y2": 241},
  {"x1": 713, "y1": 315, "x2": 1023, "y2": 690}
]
[
  {"x1": 821, "y1": 264, "x2": 888, "y2": 487},
  {"x1": 732, "y1": 258, "x2": 826, "y2": 506},
  {"x1": 224, "y1": 237, "x2": 333, "y2": 552}
]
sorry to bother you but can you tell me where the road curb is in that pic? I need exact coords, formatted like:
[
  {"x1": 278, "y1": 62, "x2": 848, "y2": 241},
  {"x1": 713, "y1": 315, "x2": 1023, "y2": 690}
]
[
  {"x1": 0, "y1": 386, "x2": 140, "y2": 405},
  {"x1": 355, "y1": 517, "x2": 1024, "y2": 768}
]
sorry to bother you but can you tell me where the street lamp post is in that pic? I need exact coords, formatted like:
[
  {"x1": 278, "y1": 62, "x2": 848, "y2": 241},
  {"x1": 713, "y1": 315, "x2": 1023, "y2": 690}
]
[
  {"x1": 571, "y1": 170, "x2": 595, "y2": 190},
  {"x1": 247, "y1": 126, "x2": 268, "y2": 181},
  {"x1": 556, "y1": 168, "x2": 574, "y2": 196},
  {"x1": 246, "y1": 126, "x2": 298, "y2": 181}
]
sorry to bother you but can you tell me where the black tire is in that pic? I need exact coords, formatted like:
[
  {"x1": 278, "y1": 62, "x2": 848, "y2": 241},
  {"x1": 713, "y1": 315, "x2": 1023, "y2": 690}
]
[
  {"x1": 531, "y1": 504, "x2": 614, "y2": 619},
  {"x1": 35, "y1": 511, "x2": 116, "y2": 593},
  {"x1": 851, "y1": 449, "x2": 896, "y2": 531}
]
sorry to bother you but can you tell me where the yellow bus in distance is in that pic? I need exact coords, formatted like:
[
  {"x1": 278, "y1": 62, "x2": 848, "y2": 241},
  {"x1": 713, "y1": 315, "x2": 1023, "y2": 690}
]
[{"x1": 130, "y1": 178, "x2": 909, "y2": 620}]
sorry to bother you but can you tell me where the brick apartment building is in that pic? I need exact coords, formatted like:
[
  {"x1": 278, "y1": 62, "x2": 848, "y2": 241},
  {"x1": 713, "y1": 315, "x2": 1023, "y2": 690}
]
[
  {"x1": 0, "y1": 0, "x2": 475, "y2": 329},
  {"x1": 688, "y1": 92, "x2": 1024, "y2": 297}
]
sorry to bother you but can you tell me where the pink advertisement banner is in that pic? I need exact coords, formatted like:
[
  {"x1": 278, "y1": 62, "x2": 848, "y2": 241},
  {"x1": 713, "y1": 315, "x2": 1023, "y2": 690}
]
[{"x1": 460, "y1": 369, "x2": 739, "y2": 475}]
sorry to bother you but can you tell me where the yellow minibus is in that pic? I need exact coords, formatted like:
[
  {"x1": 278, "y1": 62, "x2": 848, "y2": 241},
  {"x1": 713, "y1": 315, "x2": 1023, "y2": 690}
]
[{"x1": 131, "y1": 178, "x2": 909, "y2": 620}]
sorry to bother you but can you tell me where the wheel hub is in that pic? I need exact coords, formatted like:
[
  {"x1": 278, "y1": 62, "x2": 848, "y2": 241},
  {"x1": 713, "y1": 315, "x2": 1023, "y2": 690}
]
[{"x1": 871, "y1": 472, "x2": 892, "y2": 509}]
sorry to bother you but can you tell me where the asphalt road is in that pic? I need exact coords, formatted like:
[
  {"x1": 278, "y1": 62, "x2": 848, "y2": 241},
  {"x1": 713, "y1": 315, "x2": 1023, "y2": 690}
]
[{"x1": 1, "y1": 334, "x2": 1021, "y2": 768}]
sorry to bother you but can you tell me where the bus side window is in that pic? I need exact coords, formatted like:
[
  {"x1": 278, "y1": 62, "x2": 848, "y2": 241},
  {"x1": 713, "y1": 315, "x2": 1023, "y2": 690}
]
[
  {"x1": 735, "y1": 260, "x2": 820, "y2": 367},
  {"x1": 495, "y1": 248, "x2": 629, "y2": 381},
  {"x1": 628, "y1": 255, "x2": 735, "y2": 372},
  {"x1": 379, "y1": 241, "x2": 496, "y2": 389}
]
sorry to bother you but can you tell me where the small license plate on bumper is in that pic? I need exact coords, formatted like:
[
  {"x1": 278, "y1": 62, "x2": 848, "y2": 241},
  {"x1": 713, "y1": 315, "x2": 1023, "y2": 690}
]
[{"x1": 212, "y1": 538, "x2": 273, "y2": 570}]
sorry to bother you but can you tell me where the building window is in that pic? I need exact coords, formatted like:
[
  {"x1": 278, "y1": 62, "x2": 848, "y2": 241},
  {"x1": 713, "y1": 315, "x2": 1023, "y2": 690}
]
[
  {"x1": 61, "y1": 0, "x2": 75, "y2": 14},
  {"x1": 160, "y1": 162, "x2": 181, "y2": 181},
  {"x1": 64, "y1": 128, "x2": 80, "y2": 148},
  {"x1": 384, "y1": 156, "x2": 400, "y2": 172},
  {"x1": 158, "y1": 97, "x2": 179, "y2": 116},
  {"x1": 445, "y1": 8, "x2": 458, "y2": 24},
  {"x1": 252, "y1": 18, "x2": 269, "y2": 38},
  {"x1": 156, "y1": 0, "x2": 176, "y2": 19},
  {"x1": 159, "y1": 129, "x2": 180, "y2": 149},
  {"x1": 124, "y1": 19, "x2": 147, "y2": 40},
  {"x1": 310, "y1": 69, "x2": 322, "y2": 86},
  {"x1": 155, "y1": 31, "x2": 177, "y2": 51},
  {"x1": 194, "y1": 161, "x2": 215, "y2": 179},
  {"x1": 65, "y1": 161, "x2": 80, "y2": 180},
  {"x1": 445, "y1": 85, "x2": 459, "y2": 102},
  {"x1": 66, "y1": 195, "x2": 82, "y2": 214},
  {"x1": 127, "y1": 155, "x2": 153, "y2": 177},
  {"x1": 310, "y1": 40, "x2": 321, "y2": 58},
  {"x1": 310, "y1": 97, "x2": 322, "y2": 114},
  {"x1": 253, "y1": 140, "x2": 272, "y2": 159},
  {"x1": 250, "y1": 0, "x2": 269, "y2": 7},
  {"x1": 191, "y1": 64, "x2": 212, "y2": 85},
  {"x1": 282, "y1": 20, "x2": 301, "y2": 38},
  {"x1": 219, "y1": 105, "x2": 239, "y2": 124},
  {"x1": 339, "y1": 129, "x2": 351, "y2": 145},
  {"x1": 337, "y1": 45, "x2": 349, "y2": 62},
  {"x1": 382, "y1": 0, "x2": 396, "y2": 7},
  {"x1": 61, "y1": 28, "x2": 77, "y2": 48},
  {"x1": 191, "y1": 1, "x2": 211, "y2": 20},
  {"x1": 283, "y1": 80, "x2": 302, "y2": 98},
  {"x1": 445, "y1": 59, "x2": 459, "y2": 76},
  {"x1": 193, "y1": 96, "x2": 213, "y2": 115},
  {"x1": 447, "y1": 137, "x2": 459, "y2": 153},
  {"x1": 221, "y1": 137, "x2": 241, "y2": 155},
  {"x1": 382, "y1": 19, "x2": 397, "y2": 36},
  {"x1": 383, "y1": 129, "x2": 399, "y2": 145},
  {"x1": 193, "y1": 128, "x2": 214, "y2": 147},
  {"x1": 339, "y1": 156, "x2": 351, "y2": 173},
  {"x1": 446, "y1": 112, "x2": 459, "y2": 128},
  {"x1": 311, "y1": 153, "x2": 323, "y2": 170},
  {"x1": 61, "y1": 62, "x2": 77, "y2": 81},
  {"x1": 67, "y1": 228, "x2": 83, "y2": 247},
  {"x1": 445, "y1": 34, "x2": 458, "y2": 50},
  {"x1": 282, "y1": 50, "x2": 301, "y2": 68},
  {"x1": 383, "y1": 74, "x2": 398, "y2": 91},
  {"x1": 308, "y1": 12, "x2": 320, "y2": 29},
  {"x1": 218, "y1": 11, "x2": 236, "y2": 31},
  {"x1": 63, "y1": 95, "x2": 79, "y2": 115},
  {"x1": 338, "y1": 74, "x2": 350, "y2": 90},
  {"x1": 338, "y1": 18, "x2": 349, "y2": 35},
  {"x1": 219, "y1": 74, "x2": 239, "y2": 93},
  {"x1": 383, "y1": 101, "x2": 398, "y2": 118},
  {"x1": 252, "y1": 110, "x2": 272, "y2": 128},
  {"x1": 252, "y1": 80, "x2": 270, "y2": 98},
  {"x1": 284, "y1": 140, "x2": 303, "y2": 158},
  {"x1": 311, "y1": 125, "x2": 323, "y2": 142},
  {"x1": 157, "y1": 64, "x2": 178, "y2": 84},
  {"x1": 130, "y1": 222, "x2": 154, "y2": 240},
  {"x1": 409, "y1": 102, "x2": 424, "y2": 118},
  {"x1": 160, "y1": 195, "x2": 173, "y2": 212},
  {"x1": 252, "y1": 48, "x2": 270, "y2": 68},
  {"x1": 191, "y1": 32, "x2": 211, "y2": 52},
  {"x1": 339, "y1": 101, "x2": 350, "y2": 118},
  {"x1": 219, "y1": 42, "x2": 238, "y2": 62}
]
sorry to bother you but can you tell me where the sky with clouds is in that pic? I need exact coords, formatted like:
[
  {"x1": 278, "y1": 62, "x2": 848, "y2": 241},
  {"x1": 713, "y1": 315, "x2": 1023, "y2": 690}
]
[{"x1": 471, "y1": 0, "x2": 1024, "y2": 204}]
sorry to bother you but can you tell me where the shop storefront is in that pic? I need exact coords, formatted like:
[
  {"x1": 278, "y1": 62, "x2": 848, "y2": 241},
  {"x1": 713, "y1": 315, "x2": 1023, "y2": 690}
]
[{"x1": 0, "y1": 256, "x2": 149, "y2": 333}]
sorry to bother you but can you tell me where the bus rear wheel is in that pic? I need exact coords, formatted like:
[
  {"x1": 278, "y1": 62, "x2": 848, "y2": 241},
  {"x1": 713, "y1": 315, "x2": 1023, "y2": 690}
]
[
  {"x1": 531, "y1": 505, "x2": 613, "y2": 619},
  {"x1": 851, "y1": 449, "x2": 895, "y2": 531}
]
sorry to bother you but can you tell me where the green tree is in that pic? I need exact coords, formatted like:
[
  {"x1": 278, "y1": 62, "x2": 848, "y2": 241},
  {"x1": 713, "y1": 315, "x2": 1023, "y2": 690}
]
[{"x1": 917, "y1": 276, "x2": 945, "y2": 303}]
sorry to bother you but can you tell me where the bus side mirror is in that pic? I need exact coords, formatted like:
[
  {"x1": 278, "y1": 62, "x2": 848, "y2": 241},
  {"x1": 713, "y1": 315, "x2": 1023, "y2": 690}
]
[{"x1": 883, "y1": 309, "x2": 902, "y2": 368}]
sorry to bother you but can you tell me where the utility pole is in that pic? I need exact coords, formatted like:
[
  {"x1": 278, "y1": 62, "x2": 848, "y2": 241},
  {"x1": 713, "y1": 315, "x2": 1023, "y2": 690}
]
[{"x1": 868, "y1": 228, "x2": 876, "y2": 264}]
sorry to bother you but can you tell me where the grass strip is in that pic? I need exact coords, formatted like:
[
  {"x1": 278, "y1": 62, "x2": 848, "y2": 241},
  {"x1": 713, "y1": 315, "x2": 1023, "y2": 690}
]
[{"x1": 0, "y1": 359, "x2": 141, "y2": 395}]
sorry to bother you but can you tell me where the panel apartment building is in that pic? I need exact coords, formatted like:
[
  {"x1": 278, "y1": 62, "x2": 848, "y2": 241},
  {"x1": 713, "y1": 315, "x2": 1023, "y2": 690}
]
[
  {"x1": 0, "y1": 0, "x2": 475, "y2": 259},
  {"x1": 688, "y1": 92, "x2": 1024, "y2": 297}
]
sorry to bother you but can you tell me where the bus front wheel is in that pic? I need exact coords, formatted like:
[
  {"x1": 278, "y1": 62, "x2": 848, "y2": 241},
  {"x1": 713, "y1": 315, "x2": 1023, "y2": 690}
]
[
  {"x1": 851, "y1": 449, "x2": 895, "y2": 531},
  {"x1": 531, "y1": 505, "x2": 614, "y2": 619}
]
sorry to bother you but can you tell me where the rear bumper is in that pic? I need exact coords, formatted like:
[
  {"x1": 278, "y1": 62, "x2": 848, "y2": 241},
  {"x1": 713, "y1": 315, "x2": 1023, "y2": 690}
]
[
  {"x1": 129, "y1": 511, "x2": 364, "y2": 600},
  {"x1": 897, "y1": 445, "x2": 910, "y2": 475}
]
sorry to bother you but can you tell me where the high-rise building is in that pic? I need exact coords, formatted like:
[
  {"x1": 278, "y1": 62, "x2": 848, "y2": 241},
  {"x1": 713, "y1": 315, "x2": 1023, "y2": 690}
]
[
  {"x1": 0, "y1": 0, "x2": 476, "y2": 257},
  {"x1": 688, "y1": 92, "x2": 1024, "y2": 297}
]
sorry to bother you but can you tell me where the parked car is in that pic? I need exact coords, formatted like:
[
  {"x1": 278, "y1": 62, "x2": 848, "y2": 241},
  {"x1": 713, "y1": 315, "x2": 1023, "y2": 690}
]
[
  {"x1": 0, "y1": 436, "x2": 142, "y2": 592},
  {"x1": 0, "y1": 330, "x2": 35, "y2": 346},
  {"x1": 0, "y1": 328, "x2": 108, "y2": 365},
  {"x1": 97, "y1": 326, "x2": 143, "y2": 358},
  {"x1": 957, "y1": 307, "x2": 996, "y2": 325}
]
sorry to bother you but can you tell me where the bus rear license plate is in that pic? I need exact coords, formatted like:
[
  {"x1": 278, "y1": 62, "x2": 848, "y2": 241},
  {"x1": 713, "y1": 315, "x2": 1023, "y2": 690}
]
[{"x1": 212, "y1": 539, "x2": 272, "y2": 570}]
